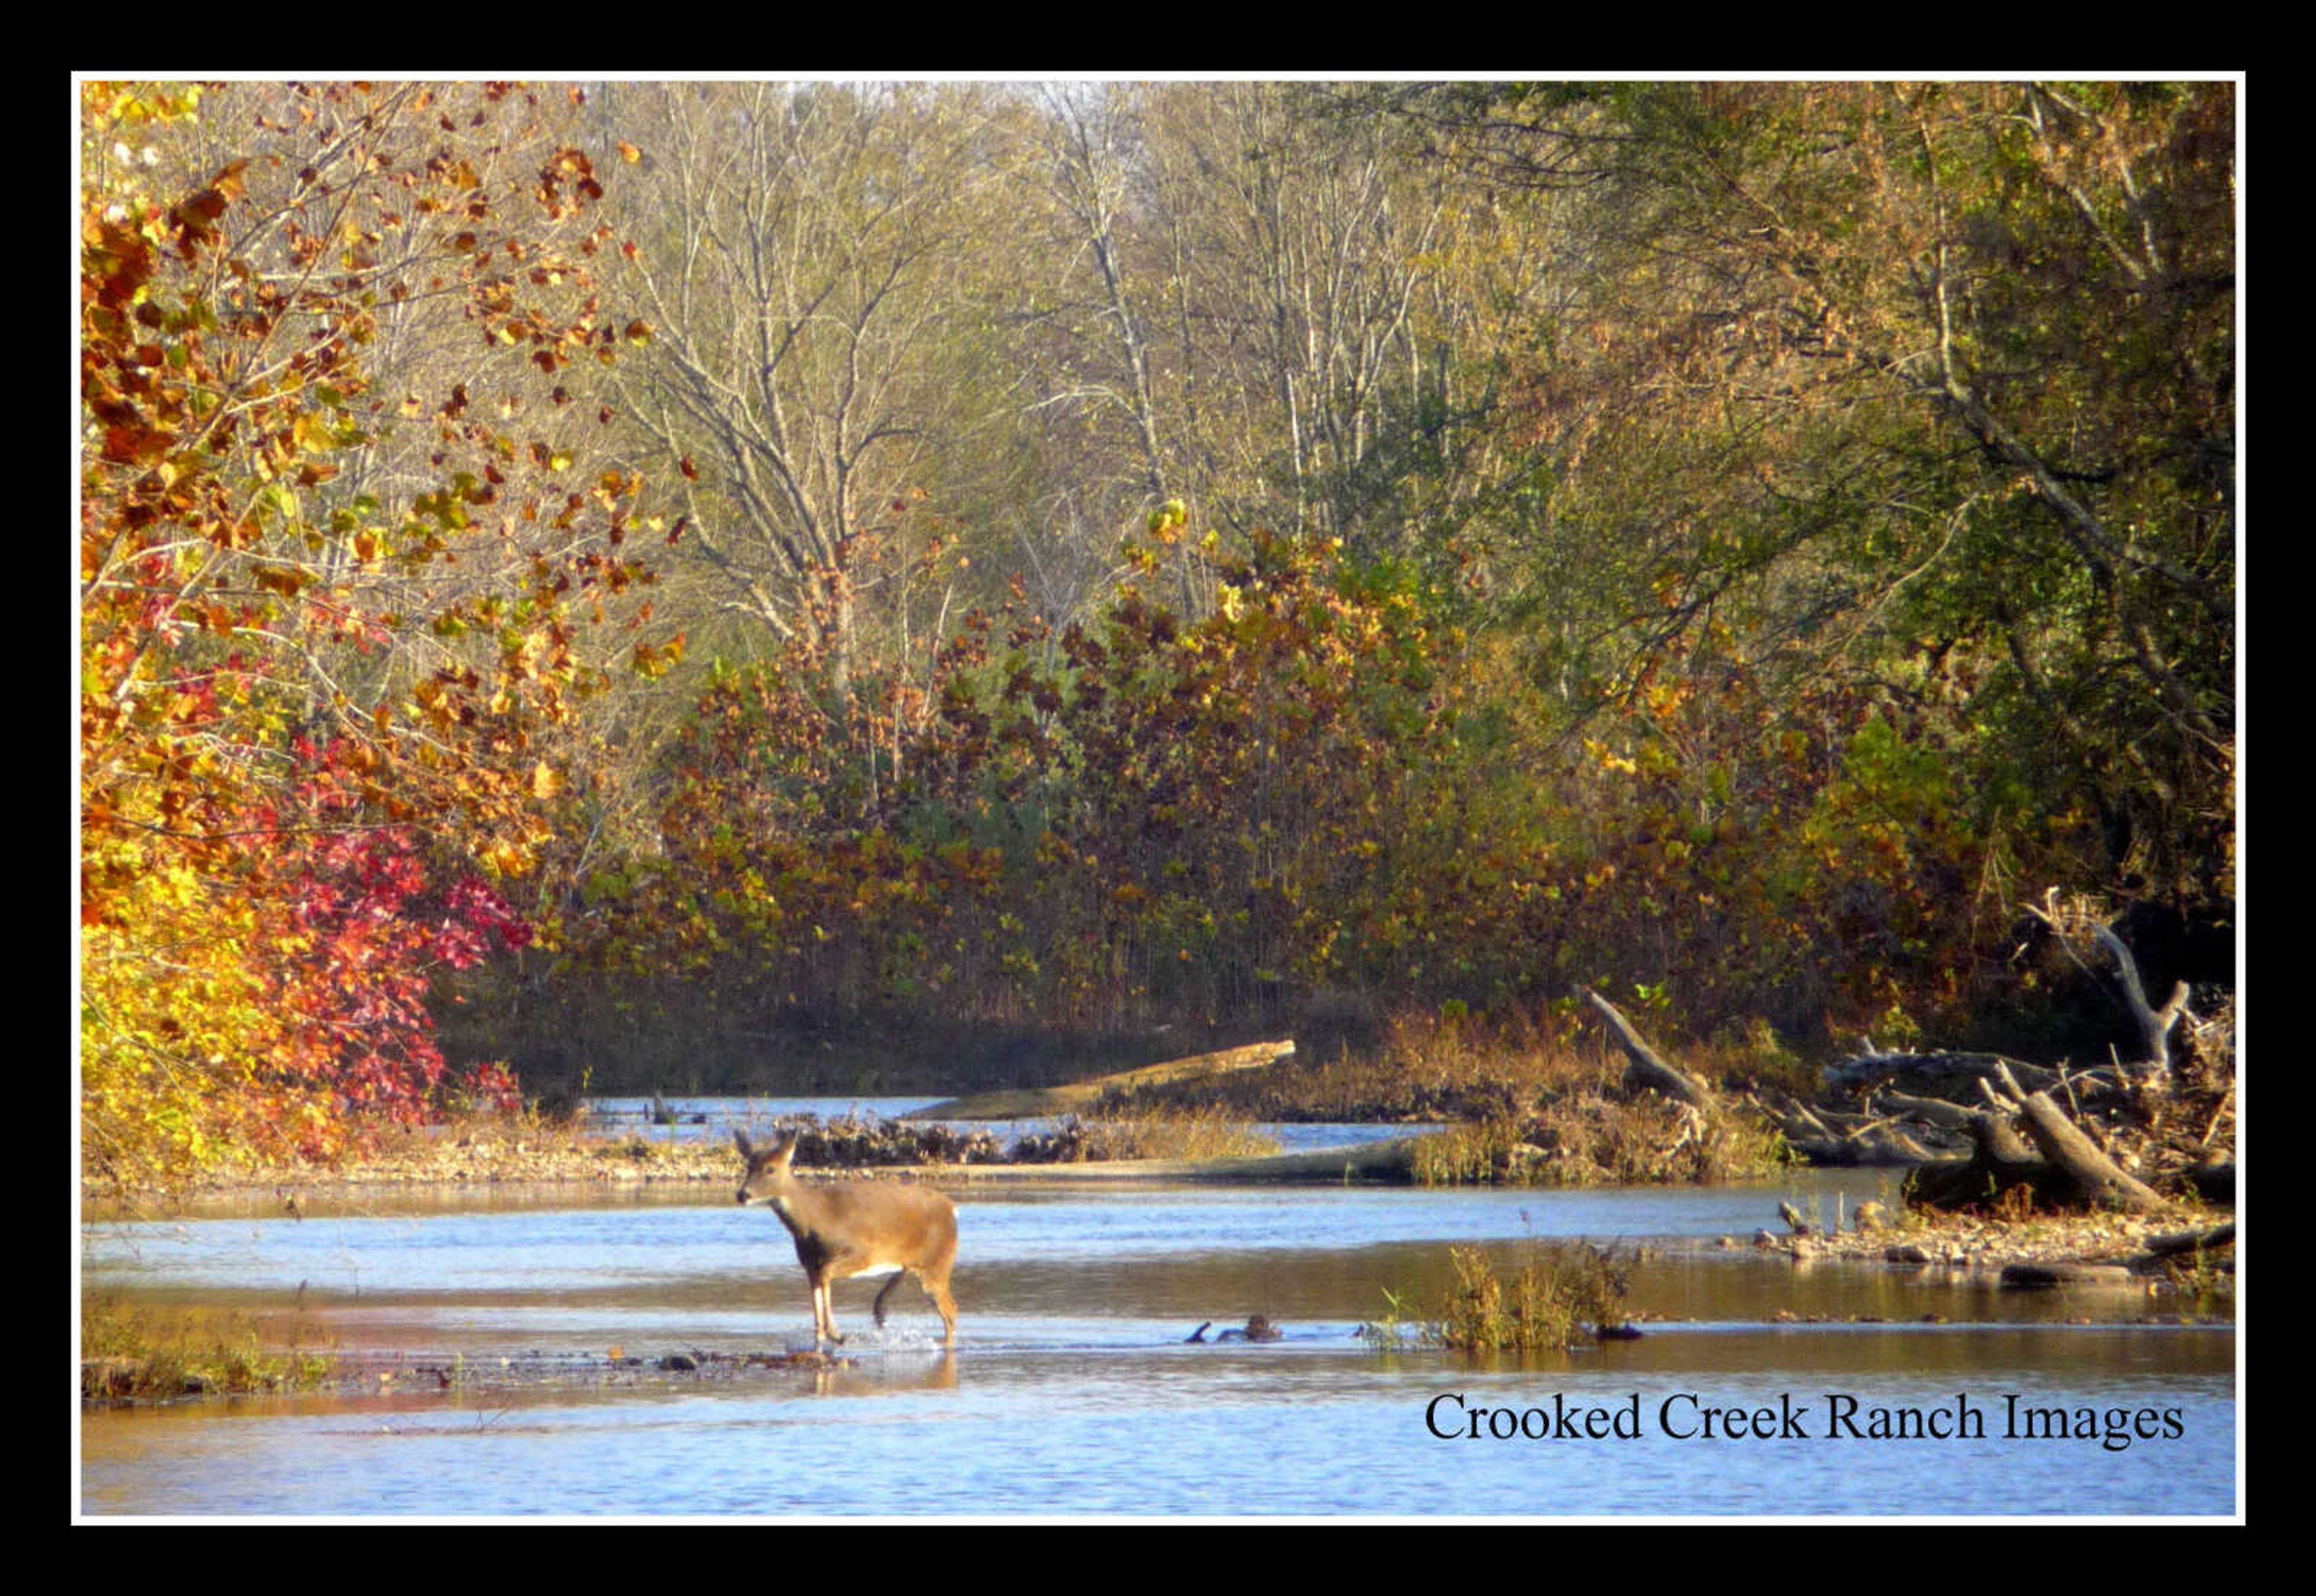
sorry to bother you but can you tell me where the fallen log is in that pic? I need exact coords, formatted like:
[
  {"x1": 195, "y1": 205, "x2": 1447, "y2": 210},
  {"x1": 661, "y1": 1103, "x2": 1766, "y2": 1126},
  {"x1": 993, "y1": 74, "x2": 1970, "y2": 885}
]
[
  {"x1": 900, "y1": 1040, "x2": 1296, "y2": 1121},
  {"x1": 1908, "y1": 1070, "x2": 2168, "y2": 1214},
  {"x1": 1823, "y1": 1050, "x2": 2074, "y2": 1099},
  {"x1": 1584, "y1": 989, "x2": 1716, "y2": 1108},
  {"x1": 2013, "y1": 1090, "x2": 2165, "y2": 1213},
  {"x1": 1785, "y1": 1134, "x2": 1950, "y2": 1167},
  {"x1": 1751, "y1": 1085, "x2": 1962, "y2": 1166},
  {"x1": 1907, "y1": 1107, "x2": 2074, "y2": 1211},
  {"x1": 1768, "y1": 1094, "x2": 1834, "y2": 1140},
  {"x1": 2139, "y1": 1222, "x2": 2235, "y2": 1260},
  {"x1": 1866, "y1": 1089, "x2": 1984, "y2": 1132}
]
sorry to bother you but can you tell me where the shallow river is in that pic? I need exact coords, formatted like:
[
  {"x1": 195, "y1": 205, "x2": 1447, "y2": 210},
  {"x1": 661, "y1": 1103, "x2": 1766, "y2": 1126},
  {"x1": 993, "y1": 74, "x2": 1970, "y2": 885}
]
[{"x1": 78, "y1": 1100, "x2": 2238, "y2": 1520}]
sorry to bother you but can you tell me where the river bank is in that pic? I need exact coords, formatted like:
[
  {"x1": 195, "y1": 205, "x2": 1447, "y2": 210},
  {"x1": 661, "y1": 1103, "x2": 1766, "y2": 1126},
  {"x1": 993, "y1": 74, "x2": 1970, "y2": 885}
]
[{"x1": 82, "y1": 1113, "x2": 2235, "y2": 1285}]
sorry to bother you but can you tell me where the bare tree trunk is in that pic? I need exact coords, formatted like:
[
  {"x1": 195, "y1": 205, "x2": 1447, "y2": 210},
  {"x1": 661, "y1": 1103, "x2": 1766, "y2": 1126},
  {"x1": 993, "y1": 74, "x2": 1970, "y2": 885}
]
[{"x1": 2092, "y1": 924, "x2": 2191, "y2": 1074}]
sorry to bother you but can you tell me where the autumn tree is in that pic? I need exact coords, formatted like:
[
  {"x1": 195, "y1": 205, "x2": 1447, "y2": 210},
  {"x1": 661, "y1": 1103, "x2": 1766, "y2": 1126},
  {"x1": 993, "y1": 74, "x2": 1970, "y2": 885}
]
[
  {"x1": 80, "y1": 80, "x2": 658, "y2": 1184},
  {"x1": 1395, "y1": 83, "x2": 2233, "y2": 930}
]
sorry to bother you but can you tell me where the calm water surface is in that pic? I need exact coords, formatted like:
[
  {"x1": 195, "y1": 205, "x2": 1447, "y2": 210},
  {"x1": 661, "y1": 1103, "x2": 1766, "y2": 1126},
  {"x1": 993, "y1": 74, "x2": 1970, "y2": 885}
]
[{"x1": 79, "y1": 1101, "x2": 2238, "y2": 1520}]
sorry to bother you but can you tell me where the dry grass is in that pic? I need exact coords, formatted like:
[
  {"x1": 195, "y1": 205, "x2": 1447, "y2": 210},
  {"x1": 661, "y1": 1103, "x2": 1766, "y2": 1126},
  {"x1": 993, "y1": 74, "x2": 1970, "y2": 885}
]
[
  {"x1": 1362, "y1": 1242, "x2": 1636, "y2": 1353},
  {"x1": 1407, "y1": 1093, "x2": 1786, "y2": 1190},
  {"x1": 1014, "y1": 1103, "x2": 1282, "y2": 1162},
  {"x1": 81, "y1": 1295, "x2": 336, "y2": 1401}
]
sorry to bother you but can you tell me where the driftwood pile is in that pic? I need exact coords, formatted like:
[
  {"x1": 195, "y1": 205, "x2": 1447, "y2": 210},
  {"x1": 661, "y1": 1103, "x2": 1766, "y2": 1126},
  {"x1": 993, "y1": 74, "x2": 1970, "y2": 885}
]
[{"x1": 1592, "y1": 897, "x2": 2235, "y2": 1219}]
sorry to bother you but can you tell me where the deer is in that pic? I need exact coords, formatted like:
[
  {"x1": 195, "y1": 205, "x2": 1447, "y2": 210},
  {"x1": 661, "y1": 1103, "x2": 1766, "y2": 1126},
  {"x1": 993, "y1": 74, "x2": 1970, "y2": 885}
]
[{"x1": 733, "y1": 1129, "x2": 959, "y2": 1349}]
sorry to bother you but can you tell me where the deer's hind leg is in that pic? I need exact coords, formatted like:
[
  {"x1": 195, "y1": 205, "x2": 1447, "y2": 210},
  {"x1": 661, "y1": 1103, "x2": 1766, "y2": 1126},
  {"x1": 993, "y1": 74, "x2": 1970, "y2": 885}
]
[
  {"x1": 872, "y1": 1269, "x2": 908, "y2": 1328},
  {"x1": 925, "y1": 1273, "x2": 957, "y2": 1346},
  {"x1": 916, "y1": 1256, "x2": 957, "y2": 1346},
  {"x1": 868, "y1": 1263, "x2": 955, "y2": 1345}
]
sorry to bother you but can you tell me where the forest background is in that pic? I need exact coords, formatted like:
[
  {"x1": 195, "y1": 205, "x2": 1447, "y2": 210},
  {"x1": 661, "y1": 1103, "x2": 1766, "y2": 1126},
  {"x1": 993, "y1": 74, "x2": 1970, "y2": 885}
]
[{"x1": 78, "y1": 79, "x2": 2238, "y2": 1186}]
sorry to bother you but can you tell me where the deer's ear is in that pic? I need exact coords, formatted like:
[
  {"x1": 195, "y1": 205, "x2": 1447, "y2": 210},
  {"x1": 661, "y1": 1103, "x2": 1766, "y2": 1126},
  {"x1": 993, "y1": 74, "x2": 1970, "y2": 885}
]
[{"x1": 734, "y1": 1130, "x2": 753, "y2": 1158}]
